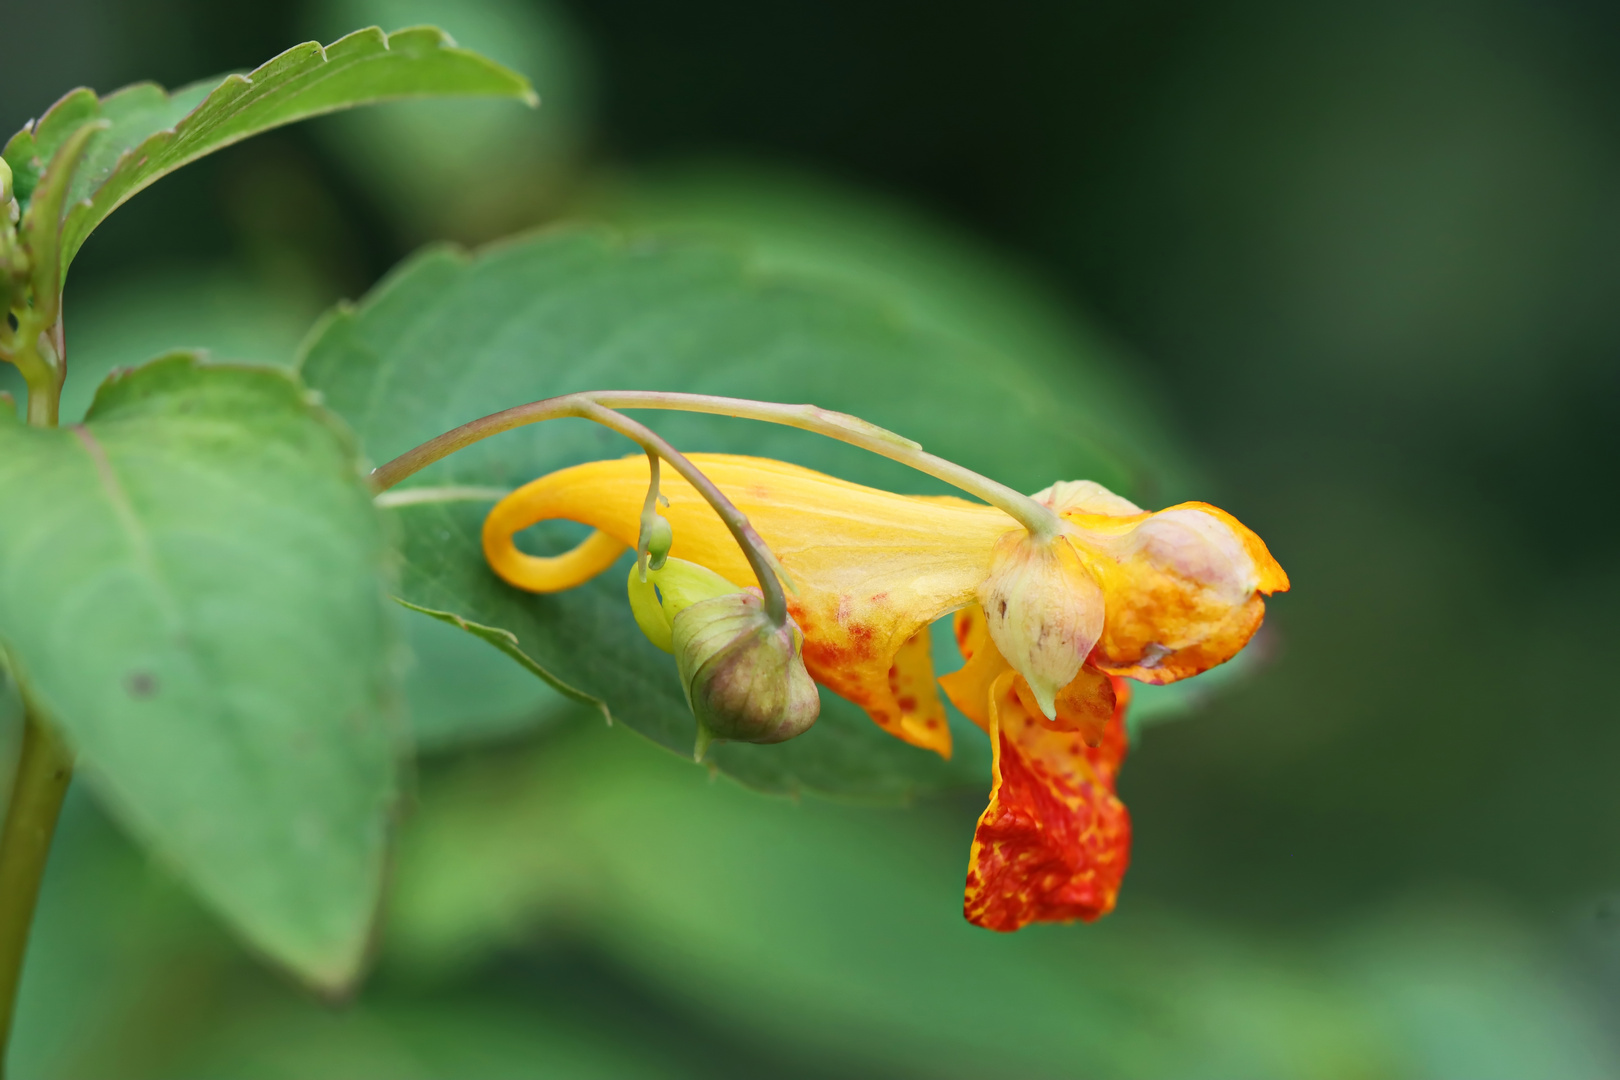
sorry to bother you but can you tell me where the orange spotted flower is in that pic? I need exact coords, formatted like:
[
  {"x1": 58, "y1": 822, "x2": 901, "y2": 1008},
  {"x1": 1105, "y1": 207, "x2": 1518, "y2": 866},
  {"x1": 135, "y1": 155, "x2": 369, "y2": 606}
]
[{"x1": 483, "y1": 454, "x2": 1288, "y2": 931}]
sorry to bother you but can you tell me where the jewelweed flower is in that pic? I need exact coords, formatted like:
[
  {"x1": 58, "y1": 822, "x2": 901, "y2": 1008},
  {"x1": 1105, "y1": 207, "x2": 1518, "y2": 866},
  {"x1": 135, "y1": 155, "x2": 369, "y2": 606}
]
[{"x1": 484, "y1": 453, "x2": 1287, "y2": 930}]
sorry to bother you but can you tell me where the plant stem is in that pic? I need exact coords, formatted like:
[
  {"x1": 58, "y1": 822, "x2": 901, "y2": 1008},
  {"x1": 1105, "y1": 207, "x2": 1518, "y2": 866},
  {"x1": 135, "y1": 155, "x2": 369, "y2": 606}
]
[
  {"x1": 369, "y1": 390, "x2": 1061, "y2": 539},
  {"x1": 0, "y1": 294, "x2": 69, "y2": 1080},
  {"x1": 0, "y1": 120, "x2": 92, "y2": 1075},
  {"x1": 575, "y1": 400, "x2": 790, "y2": 626},
  {"x1": 2, "y1": 316, "x2": 59, "y2": 429},
  {"x1": 0, "y1": 711, "x2": 72, "y2": 1067}
]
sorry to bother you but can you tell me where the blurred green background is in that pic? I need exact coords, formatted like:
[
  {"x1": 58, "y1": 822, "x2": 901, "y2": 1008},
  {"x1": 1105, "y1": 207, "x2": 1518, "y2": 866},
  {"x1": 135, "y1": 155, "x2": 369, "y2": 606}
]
[{"x1": 2, "y1": 0, "x2": 1618, "y2": 1076}]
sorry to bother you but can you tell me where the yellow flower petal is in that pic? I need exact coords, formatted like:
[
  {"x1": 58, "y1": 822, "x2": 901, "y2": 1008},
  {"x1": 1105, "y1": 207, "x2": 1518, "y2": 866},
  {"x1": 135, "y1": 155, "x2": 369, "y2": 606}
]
[
  {"x1": 886, "y1": 625, "x2": 949, "y2": 751},
  {"x1": 938, "y1": 604, "x2": 1002, "y2": 732},
  {"x1": 963, "y1": 669, "x2": 1131, "y2": 931},
  {"x1": 482, "y1": 454, "x2": 1016, "y2": 757}
]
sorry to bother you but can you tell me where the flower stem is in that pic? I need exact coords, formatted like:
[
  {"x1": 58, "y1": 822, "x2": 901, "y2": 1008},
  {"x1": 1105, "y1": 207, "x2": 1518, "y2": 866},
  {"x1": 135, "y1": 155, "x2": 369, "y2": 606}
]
[
  {"x1": 369, "y1": 390, "x2": 1062, "y2": 539},
  {"x1": 574, "y1": 400, "x2": 791, "y2": 627},
  {"x1": 1, "y1": 315, "x2": 61, "y2": 429},
  {"x1": 0, "y1": 710, "x2": 72, "y2": 1065},
  {"x1": 635, "y1": 449, "x2": 661, "y2": 582},
  {"x1": 0, "y1": 123, "x2": 90, "y2": 1072}
]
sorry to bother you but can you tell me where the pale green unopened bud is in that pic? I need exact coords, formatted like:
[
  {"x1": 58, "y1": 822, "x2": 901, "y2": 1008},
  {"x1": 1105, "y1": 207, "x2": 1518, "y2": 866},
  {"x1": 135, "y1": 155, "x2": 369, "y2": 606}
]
[
  {"x1": 0, "y1": 157, "x2": 12, "y2": 205},
  {"x1": 672, "y1": 591, "x2": 819, "y2": 757}
]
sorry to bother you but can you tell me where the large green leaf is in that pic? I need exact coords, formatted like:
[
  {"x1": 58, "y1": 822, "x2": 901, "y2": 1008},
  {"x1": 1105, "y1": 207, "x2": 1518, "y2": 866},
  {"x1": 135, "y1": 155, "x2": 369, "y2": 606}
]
[
  {"x1": 1, "y1": 25, "x2": 536, "y2": 282},
  {"x1": 0, "y1": 354, "x2": 398, "y2": 989},
  {"x1": 300, "y1": 226, "x2": 1186, "y2": 798},
  {"x1": 0, "y1": 266, "x2": 565, "y2": 749}
]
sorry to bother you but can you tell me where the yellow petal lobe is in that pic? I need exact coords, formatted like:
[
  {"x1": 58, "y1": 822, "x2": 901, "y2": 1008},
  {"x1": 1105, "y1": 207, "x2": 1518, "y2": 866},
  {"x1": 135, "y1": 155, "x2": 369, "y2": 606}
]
[
  {"x1": 939, "y1": 605, "x2": 1003, "y2": 732},
  {"x1": 886, "y1": 625, "x2": 949, "y2": 754},
  {"x1": 963, "y1": 669, "x2": 1131, "y2": 932}
]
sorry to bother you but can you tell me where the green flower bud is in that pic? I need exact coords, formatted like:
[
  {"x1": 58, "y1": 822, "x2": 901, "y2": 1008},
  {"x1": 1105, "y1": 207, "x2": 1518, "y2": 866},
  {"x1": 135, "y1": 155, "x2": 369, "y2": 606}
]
[
  {"x1": 644, "y1": 514, "x2": 673, "y2": 570},
  {"x1": 627, "y1": 557, "x2": 738, "y2": 653},
  {"x1": 0, "y1": 156, "x2": 11, "y2": 205},
  {"x1": 673, "y1": 590, "x2": 820, "y2": 757}
]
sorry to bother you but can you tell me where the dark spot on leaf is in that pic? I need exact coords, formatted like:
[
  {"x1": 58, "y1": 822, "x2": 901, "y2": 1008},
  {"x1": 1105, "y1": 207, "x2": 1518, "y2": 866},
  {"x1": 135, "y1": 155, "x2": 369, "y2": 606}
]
[{"x1": 125, "y1": 671, "x2": 158, "y2": 698}]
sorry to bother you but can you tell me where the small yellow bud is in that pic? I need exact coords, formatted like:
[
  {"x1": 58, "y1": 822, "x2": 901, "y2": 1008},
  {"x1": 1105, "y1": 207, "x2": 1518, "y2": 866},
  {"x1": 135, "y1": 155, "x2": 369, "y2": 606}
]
[
  {"x1": 672, "y1": 591, "x2": 820, "y2": 756},
  {"x1": 977, "y1": 530, "x2": 1104, "y2": 720}
]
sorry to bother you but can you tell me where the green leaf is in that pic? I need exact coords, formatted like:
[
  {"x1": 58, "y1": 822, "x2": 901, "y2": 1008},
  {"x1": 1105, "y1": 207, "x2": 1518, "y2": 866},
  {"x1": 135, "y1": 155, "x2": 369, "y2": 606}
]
[
  {"x1": 398, "y1": 602, "x2": 568, "y2": 751},
  {"x1": 18, "y1": 118, "x2": 104, "y2": 326},
  {"x1": 300, "y1": 226, "x2": 1189, "y2": 798},
  {"x1": 0, "y1": 266, "x2": 563, "y2": 749},
  {"x1": 0, "y1": 353, "x2": 398, "y2": 989},
  {"x1": 1, "y1": 26, "x2": 536, "y2": 284}
]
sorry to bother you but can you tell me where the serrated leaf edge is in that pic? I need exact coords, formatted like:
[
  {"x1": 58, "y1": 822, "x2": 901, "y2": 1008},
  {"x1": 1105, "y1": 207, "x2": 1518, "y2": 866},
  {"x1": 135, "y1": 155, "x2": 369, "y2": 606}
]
[
  {"x1": 5, "y1": 25, "x2": 537, "y2": 282},
  {"x1": 394, "y1": 598, "x2": 610, "y2": 724}
]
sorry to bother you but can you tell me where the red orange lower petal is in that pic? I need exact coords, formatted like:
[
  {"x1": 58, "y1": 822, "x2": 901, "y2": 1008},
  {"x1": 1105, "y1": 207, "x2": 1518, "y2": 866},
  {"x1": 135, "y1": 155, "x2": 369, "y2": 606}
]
[{"x1": 963, "y1": 672, "x2": 1131, "y2": 932}]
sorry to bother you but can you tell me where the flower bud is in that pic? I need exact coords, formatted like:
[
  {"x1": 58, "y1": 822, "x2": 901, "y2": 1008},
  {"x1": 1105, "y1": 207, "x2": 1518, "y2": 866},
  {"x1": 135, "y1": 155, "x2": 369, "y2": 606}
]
[
  {"x1": 643, "y1": 514, "x2": 674, "y2": 570},
  {"x1": 0, "y1": 156, "x2": 11, "y2": 205},
  {"x1": 977, "y1": 530, "x2": 1104, "y2": 720},
  {"x1": 672, "y1": 591, "x2": 820, "y2": 756},
  {"x1": 627, "y1": 557, "x2": 737, "y2": 654}
]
